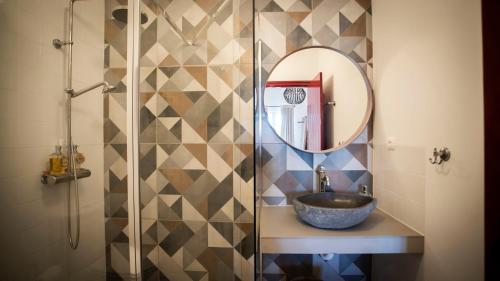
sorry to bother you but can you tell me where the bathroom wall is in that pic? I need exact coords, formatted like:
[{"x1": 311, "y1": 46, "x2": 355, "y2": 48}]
[
  {"x1": 256, "y1": 0, "x2": 373, "y2": 280},
  {"x1": 0, "y1": 0, "x2": 107, "y2": 280},
  {"x1": 371, "y1": 0, "x2": 484, "y2": 280},
  {"x1": 136, "y1": 0, "x2": 255, "y2": 280}
]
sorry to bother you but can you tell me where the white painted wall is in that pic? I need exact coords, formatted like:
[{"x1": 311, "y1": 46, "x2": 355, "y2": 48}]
[
  {"x1": 0, "y1": 0, "x2": 106, "y2": 280},
  {"x1": 371, "y1": 0, "x2": 484, "y2": 280}
]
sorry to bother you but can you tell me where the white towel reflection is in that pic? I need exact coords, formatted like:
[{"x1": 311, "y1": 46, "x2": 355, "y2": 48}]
[{"x1": 280, "y1": 105, "x2": 295, "y2": 144}]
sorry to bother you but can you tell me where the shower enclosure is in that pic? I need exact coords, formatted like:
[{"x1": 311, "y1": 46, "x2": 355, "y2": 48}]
[{"x1": 0, "y1": 0, "x2": 254, "y2": 280}]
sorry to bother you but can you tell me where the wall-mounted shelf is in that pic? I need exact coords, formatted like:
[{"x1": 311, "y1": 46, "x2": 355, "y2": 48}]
[
  {"x1": 41, "y1": 169, "x2": 91, "y2": 185},
  {"x1": 260, "y1": 206, "x2": 424, "y2": 254}
]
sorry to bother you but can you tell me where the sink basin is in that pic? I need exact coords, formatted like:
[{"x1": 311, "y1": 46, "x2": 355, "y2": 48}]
[{"x1": 293, "y1": 192, "x2": 377, "y2": 229}]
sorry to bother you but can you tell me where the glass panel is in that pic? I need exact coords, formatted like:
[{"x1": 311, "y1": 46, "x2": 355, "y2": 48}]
[
  {"x1": 104, "y1": 0, "x2": 132, "y2": 279},
  {"x1": 255, "y1": 38, "x2": 264, "y2": 281},
  {"x1": 138, "y1": 0, "x2": 254, "y2": 280}
]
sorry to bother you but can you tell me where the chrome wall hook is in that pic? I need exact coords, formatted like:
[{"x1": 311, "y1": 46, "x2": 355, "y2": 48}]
[{"x1": 429, "y1": 147, "x2": 451, "y2": 165}]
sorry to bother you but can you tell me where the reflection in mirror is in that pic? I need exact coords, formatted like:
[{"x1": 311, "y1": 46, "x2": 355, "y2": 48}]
[
  {"x1": 264, "y1": 47, "x2": 372, "y2": 153},
  {"x1": 265, "y1": 74, "x2": 323, "y2": 150}
]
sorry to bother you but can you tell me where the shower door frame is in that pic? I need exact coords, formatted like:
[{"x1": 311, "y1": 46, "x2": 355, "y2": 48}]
[{"x1": 126, "y1": 0, "x2": 143, "y2": 279}]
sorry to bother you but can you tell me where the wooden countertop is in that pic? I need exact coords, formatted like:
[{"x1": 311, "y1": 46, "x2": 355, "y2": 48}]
[{"x1": 260, "y1": 206, "x2": 424, "y2": 254}]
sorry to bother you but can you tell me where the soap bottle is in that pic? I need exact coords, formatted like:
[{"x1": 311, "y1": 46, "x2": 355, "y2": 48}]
[
  {"x1": 73, "y1": 145, "x2": 85, "y2": 170},
  {"x1": 61, "y1": 152, "x2": 69, "y2": 173},
  {"x1": 49, "y1": 145, "x2": 64, "y2": 175},
  {"x1": 59, "y1": 139, "x2": 68, "y2": 173}
]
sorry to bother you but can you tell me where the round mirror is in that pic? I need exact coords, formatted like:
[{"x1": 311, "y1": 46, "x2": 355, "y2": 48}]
[{"x1": 264, "y1": 46, "x2": 373, "y2": 153}]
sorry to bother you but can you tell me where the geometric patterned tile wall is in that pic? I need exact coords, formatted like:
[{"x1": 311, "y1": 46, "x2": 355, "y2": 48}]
[
  {"x1": 104, "y1": 0, "x2": 131, "y2": 280},
  {"x1": 263, "y1": 254, "x2": 372, "y2": 281},
  {"x1": 256, "y1": 0, "x2": 373, "y2": 280},
  {"x1": 257, "y1": 0, "x2": 373, "y2": 206},
  {"x1": 138, "y1": 1, "x2": 254, "y2": 280}
]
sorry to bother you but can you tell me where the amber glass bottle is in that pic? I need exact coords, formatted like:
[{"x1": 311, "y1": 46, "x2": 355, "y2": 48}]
[
  {"x1": 73, "y1": 145, "x2": 85, "y2": 170},
  {"x1": 49, "y1": 145, "x2": 64, "y2": 175}
]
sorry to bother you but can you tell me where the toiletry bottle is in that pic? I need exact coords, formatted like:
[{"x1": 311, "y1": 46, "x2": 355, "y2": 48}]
[
  {"x1": 49, "y1": 145, "x2": 64, "y2": 175},
  {"x1": 73, "y1": 145, "x2": 85, "y2": 170},
  {"x1": 61, "y1": 152, "x2": 68, "y2": 173},
  {"x1": 59, "y1": 139, "x2": 68, "y2": 173}
]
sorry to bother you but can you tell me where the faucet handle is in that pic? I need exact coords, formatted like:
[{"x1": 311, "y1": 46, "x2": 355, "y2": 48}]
[{"x1": 317, "y1": 165, "x2": 331, "y2": 193}]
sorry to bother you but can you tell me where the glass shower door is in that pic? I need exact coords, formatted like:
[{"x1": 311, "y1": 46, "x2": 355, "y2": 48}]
[
  {"x1": 104, "y1": 0, "x2": 138, "y2": 279},
  {"x1": 137, "y1": 0, "x2": 255, "y2": 280}
]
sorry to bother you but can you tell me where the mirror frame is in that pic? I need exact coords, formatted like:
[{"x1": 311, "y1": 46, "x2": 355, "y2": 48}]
[{"x1": 264, "y1": 46, "x2": 374, "y2": 153}]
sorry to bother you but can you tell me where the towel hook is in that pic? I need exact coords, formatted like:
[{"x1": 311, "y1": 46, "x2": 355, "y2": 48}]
[{"x1": 429, "y1": 147, "x2": 451, "y2": 165}]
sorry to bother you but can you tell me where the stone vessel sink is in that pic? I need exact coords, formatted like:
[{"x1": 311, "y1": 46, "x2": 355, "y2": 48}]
[{"x1": 293, "y1": 192, "x2": 377, "y2": 229}]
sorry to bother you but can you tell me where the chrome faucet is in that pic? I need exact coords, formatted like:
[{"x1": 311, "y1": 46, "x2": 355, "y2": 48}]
[{"x1": 316, "y1": 165, "x2": 331, "y2": 192}]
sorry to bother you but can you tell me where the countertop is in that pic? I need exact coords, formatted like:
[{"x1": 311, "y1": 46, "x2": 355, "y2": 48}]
[{"x1": 260, "y1": 206, "x2": 424, "y2": 254}]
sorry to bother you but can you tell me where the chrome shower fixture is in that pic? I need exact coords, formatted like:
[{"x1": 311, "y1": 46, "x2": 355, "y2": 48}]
[
  {"x1": 53, "y1": 0, "x2": 110, "y2": 250},
  {"x1": 112, "y1": 7, "x2": 148, "y2": 24},
  {"x1": 52, "y1": 39, "x2": 73, "y2": 49},
  {"x1": 66, "y1": 81, "x2": 116, "y2": 98}
]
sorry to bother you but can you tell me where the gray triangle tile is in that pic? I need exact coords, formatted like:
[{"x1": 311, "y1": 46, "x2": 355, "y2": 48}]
[
  {"x1": 262, "y1": 1, "x2": 285, "y2": 12},
  {"x1": 158, "y1": 198, "x2": 182, "y2": 220},
  {"x1": 343, "y1": 170, "x2": 365, "y2": 183},
  {"x1": 159, "y1": 222, "x2": 194, "y2": 256},
  {"x1": 186, "y1": 271, "x2": 207, "y2": 281},
  {"x1": 346, "y1": 144, "x2": 368, "y2": 167},
  {"x1": 323, "y1": 149, "x2": 354, "y2": 170},
  {"x1": 287, "y1": 25, "x2": 312, "y2": 48},
  {"x1": 157, "y1": 119, "x2": 182, "y2": 144},
  {"x1": 207, "y1": 174, "x2": 233, "y2": 218},
  {"x1": 314, "y1": 25, "x2": 339, "y2": 46},
  {"x1": 263, "y1": 196, "x2": 286, "y2": 206},
  {"x1": 158, "y1": 106, "x2": 181, "y2": 117},
  {"x1": 210, "y1": 222, "x2": 233, "y2": 245},
  {"x1": 339, "y1": 12, "x2": 352, "y2": 34}
]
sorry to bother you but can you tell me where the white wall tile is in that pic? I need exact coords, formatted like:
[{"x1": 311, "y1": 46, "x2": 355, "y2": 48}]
[
  {"x1": 373, "y1": 144, "x2": 426, "y2": 233},
  {"x1": 0, "y1": 0, "x2": 106, "y2": 278},
  {"x1": 372, "y1": 0, "x2": 484, "y2": 279}
]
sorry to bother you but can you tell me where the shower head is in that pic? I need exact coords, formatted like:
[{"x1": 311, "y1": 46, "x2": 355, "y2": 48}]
[
  {"x1": 112, "y1": 8, "x2": 148, "y2": 24},
  {"x1": 68, "y1": 81, "x2": 116, "y2": 98}
]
